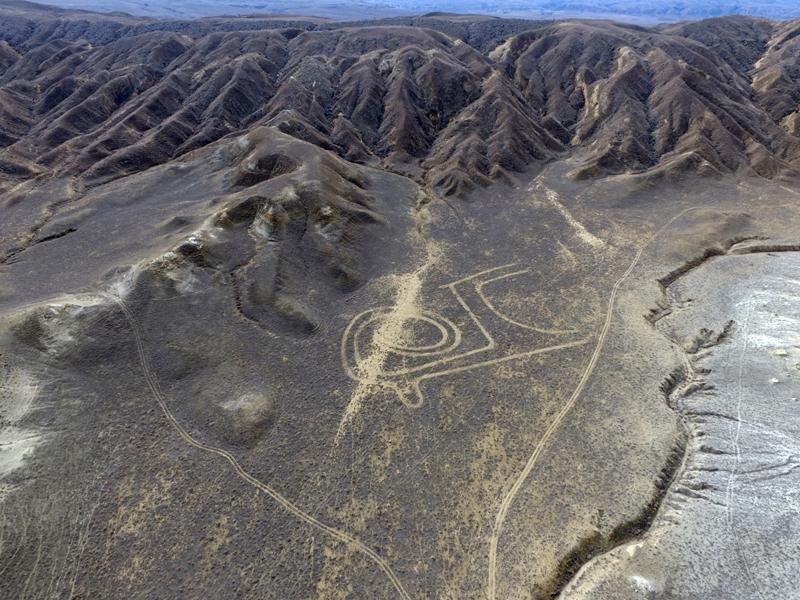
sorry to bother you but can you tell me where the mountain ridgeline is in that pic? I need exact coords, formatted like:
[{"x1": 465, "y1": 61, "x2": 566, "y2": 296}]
[{"x1": 1, "y1": 3, "x2": 800, "y2": 197}]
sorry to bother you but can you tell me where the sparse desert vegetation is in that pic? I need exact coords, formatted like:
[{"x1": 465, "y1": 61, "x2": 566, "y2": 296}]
[{"x1": 2, "y1": 3, "x2": 800, "y2": 599}]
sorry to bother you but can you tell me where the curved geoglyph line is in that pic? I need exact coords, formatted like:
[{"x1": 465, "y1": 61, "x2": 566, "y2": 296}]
[
  {"x1": 475, "y1": 269, "x2": 578, "y2": 335},
  {"x1": 109, "y1": 295, "x2": 412, "y2": 600},
  {"x1": 486, "y1": 206, "x2": 706, "y2": 600},
  {"x1": 352, "y1": 308, "x2": 463, "y2": 361},
  {"x1": 341, "y1": 262, "x2": 585, "y2": 408}
]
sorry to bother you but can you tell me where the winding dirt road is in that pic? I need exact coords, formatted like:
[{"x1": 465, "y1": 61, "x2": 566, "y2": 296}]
[
  {"x1": 486, "y1": 206, "x2": 703, "y2": 599},
  {"x1": 110, "y1": 295, "x2": 412, "y2": 600}
]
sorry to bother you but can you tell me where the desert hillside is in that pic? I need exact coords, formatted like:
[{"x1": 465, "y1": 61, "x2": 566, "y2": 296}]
[{"x1": 2, "y1": 3, "x2": 800, "y2": 600}]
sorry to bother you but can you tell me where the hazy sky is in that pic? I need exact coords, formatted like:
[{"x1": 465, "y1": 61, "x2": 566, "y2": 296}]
[{"x1": 40, "y1": 0, "x2": 800, "y2": 22}]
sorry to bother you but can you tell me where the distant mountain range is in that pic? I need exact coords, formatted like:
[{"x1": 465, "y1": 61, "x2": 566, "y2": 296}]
[
  {"x1": 29, "y1": 0, "x2": 800, "y2": 22},
  {"x1": 2, "y1": 2, "x2": 800, "y2": 195}
]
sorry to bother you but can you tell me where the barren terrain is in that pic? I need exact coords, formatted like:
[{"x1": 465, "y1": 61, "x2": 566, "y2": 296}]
[{"x1": 1, "y1": 3, "x2": 799, "y2": 599}]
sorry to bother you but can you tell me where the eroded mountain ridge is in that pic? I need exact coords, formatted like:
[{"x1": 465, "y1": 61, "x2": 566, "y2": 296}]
[{"x1": 1, "y1": 6, "x2": 800, "y2": 197}]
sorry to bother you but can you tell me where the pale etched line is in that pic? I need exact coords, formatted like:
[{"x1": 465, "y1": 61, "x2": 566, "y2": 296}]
[
  {"x1": 338, "y1": 263, "x2": 530, "y2": 380},
  {"x1": 486, "y1": 206, "x2": 705, "y2": 599},
  {"x1": 410, "y1": 339, "x2": 589, "y2": 399},
  {"x1": 0, "y1": 505, "x2": 28, "y2": 581},
  {"x1": 726, "y1": 298, "x2": 751, "y2": 522},
  {"x1": 538, "y1": 184, "x2": 605, "y2": 249},
  {"x1": 336, "y1": 262, "x2": 432, "y2": 439},
  {"x1": 20, "y1": 522, "x2": 44, "y2": 600},
  {"x1": 443, "y1": 263, "x2": 520, "y2": 288},
  {"x1": 341, "y1": 276, "x2": 499, "y2": 381},
  {"x1": 374, "y1": 312, "x2": 454, "y2": 354},
  {"x1": 110, "y1": 295, "x2": 411, "y2": 600},
  {"x1": 448, "y1": 284, "x2": 498, "y2": 352},
  {"x1": 350, "y1": 311, "x2": 462, "y2": 367},
  {"x1": 340, "y1": 263, "x2": 522, "y2": 407},
  {"x1": 48, "y1": 488, "x2": 86, "y2": 600},
  {"x1": 341, "y1": 285, "x2": 497, "y2": 408},
  {"x1": 248, "y1": 468, "x2": 347, "y2": 597},
  {"x1": 342, "y1": 262, "x2": 584, "y2": 409},
  {"x1": 0, "y1": 505, "x2": 6, "y2": 562},
  {"x1": 66, "y1": 448, "x2": 120, "y2": 600},
  {"x1": 725, "y1": 297, "x2": 767, "y2": 600},
  {"x1": 476, "y1": 269, "x2": 578, "y2": 335},
  {"x1": 42, "y1": 498, "x2": 69, "y2": 600},
  {"x1": 374, "y1": 339, "x2": 588, "y2": 410}
]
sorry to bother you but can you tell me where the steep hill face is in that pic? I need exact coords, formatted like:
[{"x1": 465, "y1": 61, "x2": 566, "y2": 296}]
[
  {"x1": 1, "y1": 6, "x2": 800, "y2": 196},
  {"x1": 751, "y1": 19, "x2": 800, "y2": 136},
  {"x1": 496, "y1": 20, "x2": 800, "y2": 180}
]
